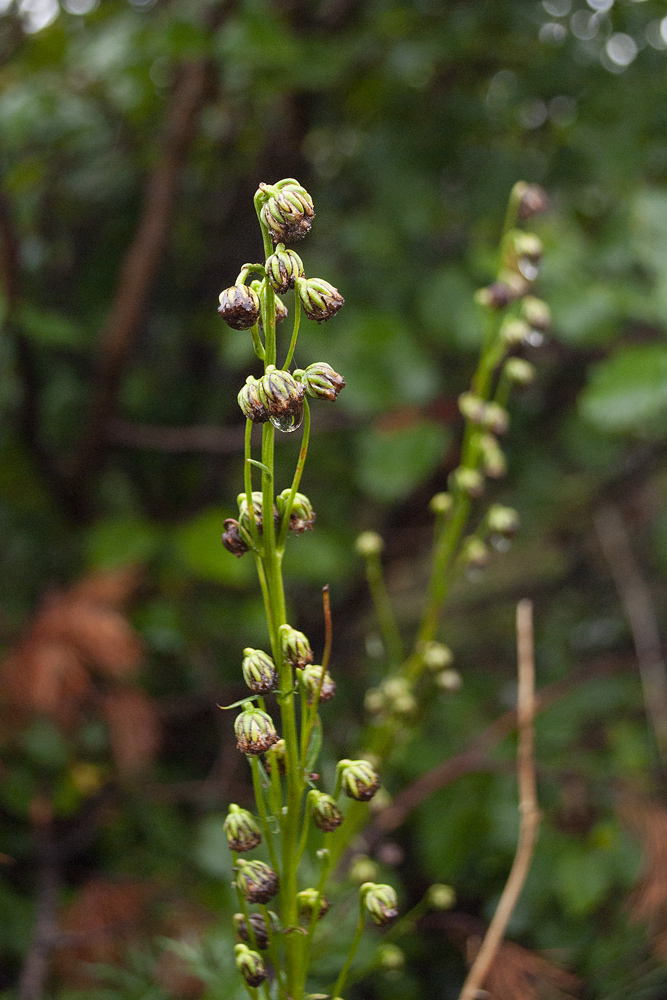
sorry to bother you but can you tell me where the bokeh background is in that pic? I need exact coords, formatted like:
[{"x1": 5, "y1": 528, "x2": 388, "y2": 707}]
[{"x1": 2, "y1": 0, "x2": 667, "y2": 997}]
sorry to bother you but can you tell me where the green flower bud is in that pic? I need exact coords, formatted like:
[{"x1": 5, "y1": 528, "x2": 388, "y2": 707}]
[
  {"x1": 338, "y1": 759, "x2": 380, "y2": 802},
  {"x1": 237, "y1": 491, "x2": 266, "y2": 541},
  {"x1": 242, "y1": 648, "x2": 278, "y2": 694},
  {"x1": 474, "y1": 281, "x2": 514, "y2": 311},
  {"x1": 259, "y1": 179, "x2": 315, "y2": 244},
  {"x1": 503, "y1": 358, "x2": 535, "y2": 385},
  {"x1": 265, "y1": 738, "x2": 287, "y2": 776},
  {"x1": 311, "y1": 791, "x2": 344, "y2": 833},
  {"x1": 376, "y1": 943, "x2": 405, "y2": 971},
  {"x1": 266, "y1": 244, "x2": 304, "y2": 293},
  {"x1": 462, "y1": 537, "x2": 489, "y2": 569},
  {"x1": 435, "y1": 669, "x2": 462, "y2": 692},
  {"x1": 234, "y1": 703, "x2": 279, "y2": 756},
  {"x1": 301, "y1": 664, "x2": 336, "y2": 705},
  {"x1": 429, "y1": 492, "x2": 453, "y2": 516},
  {"x1": 258, "y1": 366, "x2": 305, "y2": 434},
  {"x1": 238, "y1": 376, "x2": 269, "y2": 423},
  {"x1": 276, "y1": 489, "x2": 315, "y2": 534},
  {"x1": 514, "y1": 181, "x2": 549, "y2": 220},
  {"x1": 364, "y1": 688, "x2": 386, "y2": 714},
  {"x1": 279, "y1": 624, "x2": 313, "y2": 668},
  {"x1": 501, "y1": 318, "x2": 530, "y2": 346},
  {"x1": 298, "y1": 277, "x2": 344, "y2": 323},
  {"x1": 221, "y1": 518, "x2": 249, "y2": 558},
  {"x1": 487, "y1": 504, "x2": 519, "y2": 538},
  {"x1": 503, "y1": 230, "x2": 543, "y2": 283},
  {"x1": 236, "y1": 859, "x2": 280, "y2": 903},
  {"x1": 421, "y1": 641, "x2": 453, "y2": 671},
  {"x1": 482, "y1": 402, "x2": 509, "y2": 436},
  {"x1": 458, "y1": 392, "x2": 486, "y2": 424},
  {"x1": 361, "y1": 882, "x2": 399, "y2": 927},
  {"x1": 234, "y1": 943, "x2": 266, "y2": 987},
  {"x1": 298, "y1": 362, "x2": 346, "y2": 401},
  {"x1": 218, "y1": 284, "x2": 261, "y2": 330},
  {"x1": 349, "y1": 855, "x2": 379, "y2": 884},
  {"x1": 427, "y1": 883, "x2": 456, "y2": 909},
  {"x1": 452, "y1": 467, "x2": 484, "y2": 497},
  {"x1": 355, "y1": 531, "x2": 384, "y2": 557},
  {"x1": 498, "y1": 269, "x2": 530, "y2": 299},
  {"x1": 478, "y1": 434, "x2": 506, "y2": 479},
  {"x1": 224, "y1": 804, "x2": 262, "y2": 852},
  {"x1": 274, "y1": 295, "x2": 288, "y2": 325},
  {"x1": 297, "y1": 888, "x2": 331, "y2": 922},
  {"x1": 233, "y1": 911, "x2": 274, "y2": 950},
  {"x1": 521, "y1": 295, "x2": 551, "y2": 331}
]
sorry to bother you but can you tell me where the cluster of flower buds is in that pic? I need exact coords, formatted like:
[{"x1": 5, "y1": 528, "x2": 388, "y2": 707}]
[
  {"x1": 420, "y1": 642, "x2": 461, "y2": 692},
  {"x1": 235, "y1": 943, "x2": 266, "y2": 987},
  {"x1": 276, "y1": 489, "x2": 316, "y2": 534},
  {"x1": 234, "y1": 702, "x2": 279, "y2": 755},
  {"x1": 295, "y1": 362, "x2": 346, "y2": 401},
  {"x1": 297, "y1": 888, "x2": 331, "y2": 922},
  {"x1": 224, "y1": 804, "x2": 262, "y2": 852},
  {"x1": 458, "y1": 394, "x2": 509, "y2": 436},
  {"x1": 300, "y1": 664, "x2": 336, "y2": 705},
  {"x1": 364, "y1": 676, "x2": 416, "y2": 718},
  {"x1": 238, "y1": 366, "x2": 306, "y2": 433},
  {"x1": 310, "y1": 791, "x2": 344, "y2": 832},
  {"x1": 337, "y1": 759, "x2": 381, "y2": 802},
  {"x1": 233, "y1": 911, "x2": 274, "y2": 950},
  {"x1": 218, "y1": 284, "x2": 261, "y2": 330},
  {"x1": 236, "y1": 858, "x2": 280, "y2": 903},
  {"x1": 360, "y1": 882, "x2": 399, "y2": 927},
  {"x1": 297, "y1": 277, "x2": 345, "y2": 323},
  {"x1": 477, "y1": 433, "x2": 506, "y2": 479},
  {"x1": 259, "y1": 178, "x2": 315, "y2": 243},
  {"x1": 280, "y1": 624, "x2": 313, "y2": 668},
  {"x1": 242, "y1": 647, "x2": 278, "y2": 694}
]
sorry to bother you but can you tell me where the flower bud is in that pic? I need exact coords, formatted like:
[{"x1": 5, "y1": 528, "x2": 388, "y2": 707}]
[
  {"x1": 266, "y1": 245, "x2": 304, "y2": 292},
  {"x1": 338, "y1": 759, "x2": 380, "y2": 802},
  {"x1": 298, "y1": 278, "x2": 344, "y2": 323},
  {"x1": 242, "y1": 648, "x2": 278, "y2": 694},
  {"x1": 474, "y1": 281, "x2": 514, "y2": 310},
  {"x1": 237, "y1": 491, "x2": 267, "y2": 541},
  {"x1": 361, "y1": 882, "x2": 399, "y2": 927},
  {"x1": 265, "y1": 738, "x2": 287, "y2": 776},
  {"x1": 297, "y1": 888, "x2": 331, "y2": 922},
  {"x1": 429, "y1": 492, "x2": 452, "y2": 516},
  {"x1": 452, "y1": 467, "x2": 484, "y2": 497},
  {"x1": 311, "y1": 791, "x2": 344, "y2": 832},
  {"x1": 487, "y1": 504, "x2": 519, "y2": 538},
  {"x1": 381, "y1": 678, "x2": 416, "y2": 715},
  {"x1": 236, "y1": 859, "x2": 280, "y2": 903},
  {"x1": 501, "y1": 318, "x2": 530, "y2": 346},
  {"x1": 521, "y1": 295, "x2": 551, "y2": 331},
  {"x1": 233, "y1": 912, "x2": 274, "y2": 950},
  {"x1": 462, "y1": 537, "x2": 489, "y2": 569},
  {"x1": 234, "y1": 943, "x2": 266, "y2": 987},
  {"x1": 258, "y1": 366, "x2": 305, "y2": 433},
  {"x1": 260, "y1": 179, "x2": 315, "y2": 243},
  {"x1": 301, "y1": 664, "x2": 336, "y2": 705},
  {"x1": 364, "y1": 688, "x2": 386, "y2": 714},
  {"x1": 422, "y1": 641, "x2": 453, "y2": 672},
  {"x1": 458, "y1": 392, "x2": 486, "y2": 424},
  {"x1": 276, "y1": 489, "x2": 315, "y2": 534},
  {"x1": 427, "y1": 883, "x2": 456, "y2": 909},
  {"x1": 349, "y1": 855, "x2": 379, "y2": 884},
  {"x1": 279, "y1": 624, "x2": 313, "y2": 668},
  {"x1": 218, "y1": 284, "x2": 261, "y2": 330},
  {"x1": 355, "y1": 531, "x2": 384, "y2": 557},
  {"x1": 435, "y1": 668, "x2": 462, "y2": 692},
  {"x1": 234, "y1": 703, "x2": 279, "y2": 756},
  {"x1": 297, "y1": 362, "x2": 346, "y2": 401},
  {"x1": 503, "y1": 358, "x2": 535, "y2": 386},
  {"x1": 478, "y1": 434, "x2": 506, "y2": 479},
  {"x1": 482, "y1": 402, "x2": 509, "y2": 436},
  {"x1": 376, "y1": 943, "x2": 405, "y2": 971},
  {"x1": 514, "y1": 182, "x2": 549, "y2": 220},
  {"x1": 222, "y1": 518, "x2": 249, "y2": 558},
  {"x1": 238, "y1": 376, "x2": 269, "y2": 423},
  {"x1": 274, "y1": 295, "x2": 288, "y2": 325},
  {"x1": 498, "y1": 268, "x2": 530, "y2": 299},
  {"x1": 224, "y1": 804, "x2": 262, "y2": 852}
]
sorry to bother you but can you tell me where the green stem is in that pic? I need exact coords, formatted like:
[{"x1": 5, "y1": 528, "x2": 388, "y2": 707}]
[
  {"x1": 331, "y1": 898, "x2": 366, "y2": 998},
  {"x1": 283, "y1": 290, "x2": 301, "y2": 370},
  {"x1": 250, "y1": 755, "x2": 279, "y2": 872},
  {"x1": 245, "y1": 420, "x2": 262, "y2": 551},
  {"x1": 250, "y1": 321, "x2": 265, "y2": 362},
  {"x1": 364, "y1": 550, "x2": 404, "y2": 666},
  {"x1": 260, "y1": 904, "x2": 287, "y2": 999},
  {"x1": 276, "y1": 399, "x2": 311, "y2": 551}
]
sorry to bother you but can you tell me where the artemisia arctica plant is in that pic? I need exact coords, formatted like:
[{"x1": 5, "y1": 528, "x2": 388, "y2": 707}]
[{"x1": 217, "y1": 178, "x2": 549, "y2": 999}]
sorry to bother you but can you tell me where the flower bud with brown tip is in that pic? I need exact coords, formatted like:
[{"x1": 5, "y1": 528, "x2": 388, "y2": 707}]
[
  {"x1": 242, "y1": 648, "x2": 278, "y2": 694},
  {"x1": 222, "y1": 519, "x2": 249, "y2": 558},
  {"x1": 218, "y1": 284, "x2": 261, "y2": 330},
  {"x1": 233, "y1": 912, "x2": 273, "y2": 950},
  {"x1": 265, "y1": 738, "x2": 287, "y2": 776},
  {"x1": 238, "y1": 376, "x2": 269, "y2": 423},
  {"x1": 235, "y1": 943, "x2": 266, "y2": 987},
  {"x1": 258, "y1": 366, "x2": 305, "y2": 433},
  {"x1": 301, "y1": 664, "x2": 336, "y2": 705},
  {"x1": 234, "y1": 703, "x2": 279, "y2": 756},
  {"x1": 338, "y1": 759, "x2": 380, "y2": 802},
  {"x1": 236, "y1": 859, "x2": 280, "y2": 903},
  {"x1": 297, "y1": 362, "x2": 346, "y2": 401},
  {"x1": 311, "y1": 791, "x2": 343, "y2": 832},
  {"x1": 279, "y1": 624, "x2": 313, "y2": 668},
  {"x1": 514, "y1": 181, "x2": 549, "y2": 220},
  {"x1": 260, "y1": 179, "x2": 315, "y2": 243},
  {"x1": 487, "y1": 504, "x2": 519, "y2": 538},
  {"x1": 361, "y1": 882, "x2": 399, "y2": 927},
  {"x1": 297, "y1": 889, "x2": 331, "y2": 922},
  {"x1": 266, "y1": 245, "x2": 304, "y2": 293},
  {"x1": 276, "y1": 489, "x2": 315, "y2": 534},
  {"x1": 224, "y1": 804, "x2": 262, "y2": 852},
  {"x1": 298, "y1": 278, "x2": 344, "y2": 323},
  {"x1": 474, "y1": 281, "x2": 514, "y2": 311}
]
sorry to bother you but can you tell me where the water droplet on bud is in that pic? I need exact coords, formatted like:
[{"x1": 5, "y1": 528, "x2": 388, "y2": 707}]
[{"x1": 270, "y1": 412, "x2": 303, "y2": 433}]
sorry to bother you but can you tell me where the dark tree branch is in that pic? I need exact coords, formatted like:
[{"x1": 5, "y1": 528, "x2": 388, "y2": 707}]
[{"x1": 18, "y1": 812, "x2": 60, "y2": 1000}]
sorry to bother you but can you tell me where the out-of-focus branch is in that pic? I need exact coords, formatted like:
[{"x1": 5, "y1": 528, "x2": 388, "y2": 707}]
[
  {"x1": 458, "y1": 599, "x2": 540, "y2": 1000},
  {"x1": 18, "y1": 808, "x2": 60, "y2": 1000},
  {"x1": 595, "y1": 504, "x2": 667, "y2": 761},
  {"x1": 73, "y1": 58, "x2": 210, "y2": 492}
]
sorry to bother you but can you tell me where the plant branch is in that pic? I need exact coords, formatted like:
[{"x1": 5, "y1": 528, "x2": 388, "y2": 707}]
[
  {"x1": 458, "y1": 599, "x2": 539, "y2": 1000},
  {"x1": 19, "y1": 810, "x2": 60, "y2": 1000}
]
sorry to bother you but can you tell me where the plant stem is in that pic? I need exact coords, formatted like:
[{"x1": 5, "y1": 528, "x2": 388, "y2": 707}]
[
  {"x1": 331, "y1": 899, "x2": 366, "y2": 998},
  {"x1": 250, "y1": 755, "x2": 279, "y2": 872},
  {"x1": 276, "y1": 399, "x2": 310, "y2": 551},
  {"x1": 283, "y1": 290, "x2": 301, "y2": 370},
  {"x1": 364, "y1": 549, "x2": 404, "y2": 665}
]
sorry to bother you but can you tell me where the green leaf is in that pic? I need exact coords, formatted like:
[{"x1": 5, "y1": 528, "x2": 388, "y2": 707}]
[
  {"x1": 85, "y1": 517, "x2": 162, "y2": 570},
  {"x1": 555, "y1": 846, "x2": 612, "y2": 917},
  {"x1": 16, "y1": 303, "x2": 86, "y2": 349},
  {"x1": 357, "y1": 419, "x2": 450, "y2": 501},
  {"x1": 305, "y1": 715, "x2": 323, "y2": 772},
  {"x1": 579, "y1": 344, "x2": 667, "y2": 435},
  {"x1": 172, "y1": 508, "x2": 254, "y2": 587}
]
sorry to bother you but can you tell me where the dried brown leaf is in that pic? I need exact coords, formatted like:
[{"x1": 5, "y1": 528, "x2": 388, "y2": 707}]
[
  {"x1": 0, "y1": 640, "x2": 89, "y2": 724},
  {"x1": 69, "y1": 567, "x2": 142, "y2": 609},
  {"x1": 103, "y1": 688, "x2": 161, "y2": 775},
  {"x1": 38, "y1": 599, "x2": 142, "y2": 680}
]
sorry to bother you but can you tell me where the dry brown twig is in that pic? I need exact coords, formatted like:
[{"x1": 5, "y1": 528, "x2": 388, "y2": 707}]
[{"x1": 458, "y1": 599, "x2": 540, "y2": 1000}]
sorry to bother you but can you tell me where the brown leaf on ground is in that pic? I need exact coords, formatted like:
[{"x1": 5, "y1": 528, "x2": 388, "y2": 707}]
[
  {"x1": 103, "y1": 688, "x2": 161, "y2": 775},
  {"x1": 0, "y1": 640, "x2": 90, "y2": 725},
  {"x1": 69, "y1": 567, "x2": 143, "y2": 609},
  {"x1": 37, "y1": 598, "x2": 142, "y2": 680}
]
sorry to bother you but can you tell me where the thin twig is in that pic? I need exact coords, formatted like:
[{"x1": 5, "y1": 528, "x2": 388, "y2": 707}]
[
  {"x1": 18, "y1": 811, "x2": 60, "y2": 1000},
  {"x1": 595, "y1": 504, "x2": 667, "y2": 761},
  {"x1": 458, "y1": 599, "x2": 539, "y2": 1000}
]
